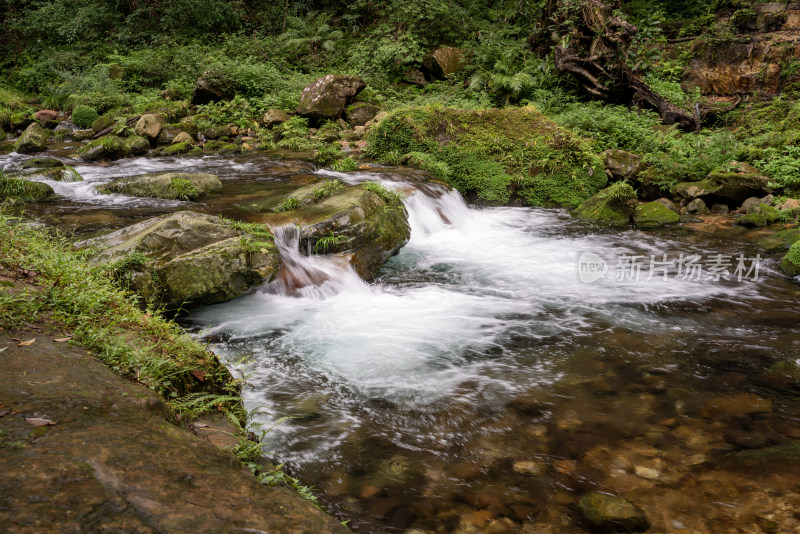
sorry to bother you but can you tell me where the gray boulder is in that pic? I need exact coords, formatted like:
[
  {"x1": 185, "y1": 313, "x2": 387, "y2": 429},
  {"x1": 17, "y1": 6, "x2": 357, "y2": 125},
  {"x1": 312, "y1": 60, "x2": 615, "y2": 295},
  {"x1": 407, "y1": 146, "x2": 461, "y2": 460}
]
[
  {"x1": 297, "y1": 75, "x2": 366, "y2": 122},
  {"x1": 97, "y1": 172, "x2": 222, "y2": 201}
]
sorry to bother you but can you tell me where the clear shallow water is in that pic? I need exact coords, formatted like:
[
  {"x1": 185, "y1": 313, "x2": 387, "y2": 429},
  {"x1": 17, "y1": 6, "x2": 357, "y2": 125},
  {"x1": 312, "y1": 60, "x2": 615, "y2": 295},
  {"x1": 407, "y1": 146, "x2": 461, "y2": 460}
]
[{"x1": 6, "y1": 146, "x2": 800, "y2": 532}]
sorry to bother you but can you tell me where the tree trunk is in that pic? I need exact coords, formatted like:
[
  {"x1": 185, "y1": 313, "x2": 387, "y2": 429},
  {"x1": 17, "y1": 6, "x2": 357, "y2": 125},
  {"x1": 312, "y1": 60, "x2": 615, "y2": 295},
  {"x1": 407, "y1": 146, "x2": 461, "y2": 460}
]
[{"x1": 540, "y1": 0, "x2": 700, "y2": 131}]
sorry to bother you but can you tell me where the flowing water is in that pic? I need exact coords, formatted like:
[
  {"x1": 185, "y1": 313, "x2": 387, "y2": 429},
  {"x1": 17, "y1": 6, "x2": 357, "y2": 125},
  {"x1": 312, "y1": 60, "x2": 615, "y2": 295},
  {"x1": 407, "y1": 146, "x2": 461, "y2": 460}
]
[{"x1": 5, "y1": 144, "x2": 800, "y2": 532}]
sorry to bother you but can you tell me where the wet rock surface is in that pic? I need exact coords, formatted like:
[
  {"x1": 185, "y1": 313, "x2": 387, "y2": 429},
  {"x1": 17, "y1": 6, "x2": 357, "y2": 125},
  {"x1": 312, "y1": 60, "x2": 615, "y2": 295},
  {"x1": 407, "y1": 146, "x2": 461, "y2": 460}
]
[{"x1": 0, "y1": 325, "x2": 347, "y2": 534}]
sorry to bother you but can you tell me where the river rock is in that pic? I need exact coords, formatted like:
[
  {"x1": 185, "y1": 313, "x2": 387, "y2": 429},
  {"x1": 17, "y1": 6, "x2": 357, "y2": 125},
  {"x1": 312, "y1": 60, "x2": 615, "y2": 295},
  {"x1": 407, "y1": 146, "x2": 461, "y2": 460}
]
[
  {"x1": 781, "y1": 241, "x2": 800, "y2": 276},
  {"x1": 19, "y1": 165, "x2": 83, "y2": 183},
  {"x1": 191, "y1": 75, "x2": 233, "y2": 105},
  {"x1": 781, "y1": 198, "x2": 799, "y2": 211},
  {"x1": 34, "y1": 110, "x2": 58, "y2": 122},
  {"x1": 80, "y1": 211, "x2": 280, "y2": 310},
  {"x1": 72, "y1": 129, "x2": 95, "y2": 141},
  {"x1": 13, "y1": 123, "x2": 48, "y2": 154},
  {"x1": 703, "y1": 393, "x2": 772, "y2": 418},
  {"x1": 21, "y1": 157, "x2": 63, "y2": 169},
  {"x1": 421, "y1": 47, "x2": 467, "y2": 80},
  {"x1": 403, "y1": 67, "x2": 427, "y2": 86},
  {"x1": 265, "y1": 183, "x2": 410, "y2": 279},
  {"x1": 203, "y1": 124, "x2": 235, "y2": 140},
  {"x1": 684, "y1": 198, "x2": 710, "y2": 215},
  {"x1": 78, "y1": 136, "x2": 130, "y2": 161},
  {"x1": 578, "y1": 492, "x2": 650, "y2": 532},
  {"x1": 172, "y1": 131, "x2": 194, "y2": 145},
  {"x1": 345, "y1": 102, "x2": 380, "y2": 127},
  {"x1": 97, "y1": 172, "x2": 222, "y2": 200},
  {"x1": 126, "y1": 135, "x2": 150, "y2": 155},
  {"x1": 133, "y1": 114, "x2": 165, "y2": 139},
  {"x1": 574, "y1": 182, "x2": 637, "y2": 227},
  {"x1": 654, "y1": 197, "x2": 678, "y2": 212},
  {"x1": 0, "y1": 175, "x2": 55, "y2": 203},
  {"x1": 675, "y1": 163, "x2": 771, "y2": 206},
  {"x1": 297, "y1": 75, "x2": 366, "y2": 122},
  {"x1": 734, "y1": 203, "x2": 779, "y2": 227},
  {"x1": 91, "y1": 115, "x2": 115, "y2": 133},
  {"x1": 261, "y1": 109, "x2": 291, "y2": 128},
  {"x1": 602, "y1": 149, "x2": 648, "y2": 181},
  {"x1": 634, "y1": 201, "x2": 680, "y2": 228}
]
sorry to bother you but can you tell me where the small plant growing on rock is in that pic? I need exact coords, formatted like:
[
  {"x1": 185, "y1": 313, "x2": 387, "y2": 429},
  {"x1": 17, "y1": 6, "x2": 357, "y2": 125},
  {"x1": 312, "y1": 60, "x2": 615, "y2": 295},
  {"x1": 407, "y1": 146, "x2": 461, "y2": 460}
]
[
  {"x1": 312, "y1": 179, "x2": 344, "y2": 201},
  {"x1": 330, "y1": 156, "x2": 359, "y2": 172},
  {"x1": 275, "y1": 197, "x2": 302, "y2": 212},
  {"x1": 170, "y1": 178, "x2": 200, "y2": 201},
  {"x1": 314, "y1": 232, "x2": 347, "y2": 253},
  {"x1": 363, "y1": 182, "x2": 404, "y2": 204},
  {"x1": 71, "y1": 105, "x2": 99, "y2": 129}
]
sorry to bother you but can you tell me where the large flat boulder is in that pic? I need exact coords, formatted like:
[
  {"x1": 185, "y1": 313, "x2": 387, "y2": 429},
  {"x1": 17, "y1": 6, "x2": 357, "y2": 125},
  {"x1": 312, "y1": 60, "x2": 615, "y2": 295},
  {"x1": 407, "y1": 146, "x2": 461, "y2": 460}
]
[
  {"x1": 97, "y1": 172, "x2": 222, "y2": 200},
  {"x1": 675, "y1": 163, "x2": 771, "y2": 206},
  {"x1": 80, "y1": 211, "x2": 281, "y2": 310},
  {"x1": 297, "y1": 75, "x2": 366, "y2": 121}
]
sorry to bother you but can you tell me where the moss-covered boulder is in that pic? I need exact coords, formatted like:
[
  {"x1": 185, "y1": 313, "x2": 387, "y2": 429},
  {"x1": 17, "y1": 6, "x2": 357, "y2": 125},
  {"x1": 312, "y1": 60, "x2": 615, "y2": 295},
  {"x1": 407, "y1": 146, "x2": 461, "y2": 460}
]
[
  {"x1": 21, "y1": 157, "x2": 62, "y2": 169},
  {"x1": 684, "y1": 198, "x2": 711, "y2": 215},
  {"x1": 161, "y1": 141, "x2": 192, "y2": 156},
  {"x1": 297, "y1": 75, "x2": 366, "y2": 122},
  {"x1": 263, "y1": 183, "x2": 410, "y2": 279},
  {"x1": 602, "y1": 149, "x2": 648, "y2": 181},
  {"x1": 0, "y1": 175, "x2": 55, "y2": 203},
  {"x1": 157, "y1": 123, "x2": 199, "y2": 145},
  {"x1": 578, "y1": 492, "x2": 649, "y2": 532},
  {"x1": 13, "y1": 123, "x2": 48, "y2": 154},
  {"x1": 634, "y1": 201, "x2": 680, "y2": 228},
  {"x1": 10, "y1": 112, "x2": 33, "y2": 131},
  {"x1": 78, "y1": 136, "x2": 130, "y2": 161},
  {"x1": 366, "y1": 106, "x2": 605, "y2": 207},
  {"x1": 126, "y1": 135, "x2": 150, "y2": 155},
  {"x1": 675, "y1": 164, "x2": 771, "y2": 206},
  {"x1": 781, "y1": 241, "x2": 800, "y2": 276},
  {"x1": 734, "y1": 203, "x2": 780, "y2": 227},
  {"x1": 91, "y1": 115, "x2": 115, "y2": 133},
  {"x1": 19, "y1": 166, "x2": 83, "y2": 183},
  {"x1": 79, "y1": 211, "x2": 280, "y2": 310},
  {"x1": 203, "y1": 124, "x2": 234, "y2": 140},
  {"x1": 97, "y1": 172, "x2": 222, "y2": 200},
  {"x1": 172, "y1": 131, "x2": 194, "y2": 145},
  {"x1": 133, "y1": 114, "x2": 165, "y2": 139},
  {"x1": 574, "y1": 182, "x2": 637, "y2": 227}
]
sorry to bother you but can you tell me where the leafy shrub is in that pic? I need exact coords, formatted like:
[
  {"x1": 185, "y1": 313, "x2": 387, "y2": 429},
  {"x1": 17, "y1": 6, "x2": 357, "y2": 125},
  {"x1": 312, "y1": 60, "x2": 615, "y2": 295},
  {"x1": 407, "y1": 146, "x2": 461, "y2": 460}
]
[
  {"x1": 756, "y1": 146, "x2": 800, "y2": 195},
  {"x1": 71, "y1": 105, "x2": 99, "y2": 128}
]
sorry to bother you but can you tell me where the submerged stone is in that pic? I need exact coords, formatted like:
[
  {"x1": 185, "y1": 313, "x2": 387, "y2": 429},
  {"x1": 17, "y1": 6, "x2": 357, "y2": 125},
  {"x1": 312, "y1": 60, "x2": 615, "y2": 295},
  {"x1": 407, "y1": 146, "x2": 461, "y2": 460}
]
[{"x1": 578, "y1": 491, "x2": 649, "y2": 532}]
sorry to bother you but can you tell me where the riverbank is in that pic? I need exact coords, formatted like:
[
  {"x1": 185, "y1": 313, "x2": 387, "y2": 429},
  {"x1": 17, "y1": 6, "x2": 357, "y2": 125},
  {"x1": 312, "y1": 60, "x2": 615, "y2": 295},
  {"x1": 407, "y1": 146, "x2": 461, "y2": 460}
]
[{"x1": 0, "y1": 212, "x2": 348, "y2": 532}]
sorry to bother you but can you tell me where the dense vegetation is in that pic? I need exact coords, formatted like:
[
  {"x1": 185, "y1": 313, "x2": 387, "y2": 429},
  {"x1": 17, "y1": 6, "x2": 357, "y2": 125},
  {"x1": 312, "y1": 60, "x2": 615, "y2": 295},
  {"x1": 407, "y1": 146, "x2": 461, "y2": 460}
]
[{"x1": 1, "y1": 0, "x2": 798, "y2": 199}]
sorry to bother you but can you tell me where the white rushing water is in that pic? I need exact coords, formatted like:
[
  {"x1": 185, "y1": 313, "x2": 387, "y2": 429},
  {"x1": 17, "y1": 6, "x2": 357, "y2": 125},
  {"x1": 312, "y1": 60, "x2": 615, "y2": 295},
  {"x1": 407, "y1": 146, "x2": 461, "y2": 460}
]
[{"x1": 191, "y1": 171, "x2": 760, "y2": 415}]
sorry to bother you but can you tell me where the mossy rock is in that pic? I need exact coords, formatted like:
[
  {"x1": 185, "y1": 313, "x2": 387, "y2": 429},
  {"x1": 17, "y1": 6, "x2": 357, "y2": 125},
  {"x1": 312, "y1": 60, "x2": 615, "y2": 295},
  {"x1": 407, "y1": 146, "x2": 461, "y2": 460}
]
[
  {"x1": 78, "y1": 211, "x2": 280, "y2": 311},
  {"x1": 78, "y1": 136, "x2": 130, "y2": 161},
  {"x1": 98, "y1": 172, "x2": 222, "y2": 201},
  {"x1": 634, "y1": 201, "x2": 680, "y2": 228},
  {"x1": 203, "y1": 125, "x2": 234, "y2": 140},
  {"x1": 161, "y1": 142, "x2": 192, "y2": 156},
  {"x1": 19, "y1": 166, "x2": 83, "y2": 183},
  {"x1": 10, "y1": 112, "x2": 33, "y2": 131},
  {"x1": 91, "y1": 115, "x2": 115, "y2": 133},
  {"x1": 0, "y1": 175, "x2": 55, "y2": 203},
  {"x1": 574, "y1": 182, "x2": 637, "y2": 227},
  {"x1": 217, "y1": 143, "x2": 240, "y2": 156},
  {"x1": 675, "y1": 165, "x2": 771, "y2": 205},
  {"x1": 13, "y1": 123, "x2": 48, "y2": 154},
  {"x1": 366, "y1": 106, "x2": 605, "y2": 207},
  {"x1": 734, "y1": 203, "x2": 780, "y2": 228},
  {"x1": 202, "y1": 140, "x2": 227, "y2": 153},
  {"x1": 126, "y1": 135, "x2": 151, "y2": 155},
  {"x1": 21, "y1": 157, "x2": 63, "y2": 169},
  {"x1": 297, "y1": 75, "x2": 366, "y2": 121},
  {"x1": 263, "y1": 184, "x2": 410, "y2": 279},
  {"x1": 781, "y1": 241, "x2": 800, "y2": 276}
]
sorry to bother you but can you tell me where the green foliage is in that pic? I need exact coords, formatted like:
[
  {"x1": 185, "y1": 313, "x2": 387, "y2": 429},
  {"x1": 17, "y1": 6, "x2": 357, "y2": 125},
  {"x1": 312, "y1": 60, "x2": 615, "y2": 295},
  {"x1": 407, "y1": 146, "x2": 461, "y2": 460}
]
[
  {"x1": 274, "y1": 116, "x2": 321, "y2": 151},
  {"x1": 363, "y1": 182, "x2": 404, "y2": 204},
  {"x1": 170, "y1": 178, "x2": 200, "y2": 201},
  {"x1": 314, "y1": 232, "x2": 347, "y2": 253},
  {"x1": 105, "y1": 251, "x2": 148, "y2": 287},
  {"x1": 279, "y1": 13, "x2": 344, "y2": 61},
  {"x1": 367, "y1": 106, "x2": 605, "y2": 207},
  {"x1": 756, "y1": 146, "x2": 800, "y2": 195},
  {"x1": 275, "y1": 197, "x2": 302, "y2": 212},
  {"x1": 71, "y1": 105, "x2": 99, "y2": 128},
  {"x1": 313, "y1": 143, "x2": 343, "y2": 166},
  {"x1": 0, "y1": 172, "x2": 54, "y2": 204},
  {"x1": 198, "y1": 96, "x2": 257, "y2": 129},
  {"x1": 330, "y1": 156, "x2": 359, "y2": 172},
  {"x1": 312, "y1": 180, "x2": 344, "y2": 201}
]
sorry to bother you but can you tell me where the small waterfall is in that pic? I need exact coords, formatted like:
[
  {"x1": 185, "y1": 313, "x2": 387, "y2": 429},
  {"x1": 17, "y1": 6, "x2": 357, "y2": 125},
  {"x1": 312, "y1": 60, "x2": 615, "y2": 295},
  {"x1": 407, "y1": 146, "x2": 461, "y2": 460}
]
[
  {"x1": 264, "y1": 183, "x2": 473, "y2": 298},
  {"x1": 263, "y1": 225, "x2": 367, "y2": 299}
]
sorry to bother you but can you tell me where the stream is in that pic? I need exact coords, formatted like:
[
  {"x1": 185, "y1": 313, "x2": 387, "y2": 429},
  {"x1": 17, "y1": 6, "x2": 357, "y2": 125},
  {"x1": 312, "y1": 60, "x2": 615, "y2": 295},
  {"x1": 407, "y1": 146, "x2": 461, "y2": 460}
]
[{"x1": 4, "y1": 144, "x2": 800, "y2": 532}]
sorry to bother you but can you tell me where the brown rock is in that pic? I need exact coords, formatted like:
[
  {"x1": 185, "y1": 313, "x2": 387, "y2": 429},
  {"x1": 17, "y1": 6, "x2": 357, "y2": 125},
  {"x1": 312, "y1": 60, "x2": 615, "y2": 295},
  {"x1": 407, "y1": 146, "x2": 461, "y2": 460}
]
[
  {"x1": 296, "y1": 74, "x2": 366, "y2": 121},
  {"x1": 34, "y1": 110, "x2": 58, "y2": 122},
  {"x1": 421, "y1": 47, "x2": 467, "y2": 80}
]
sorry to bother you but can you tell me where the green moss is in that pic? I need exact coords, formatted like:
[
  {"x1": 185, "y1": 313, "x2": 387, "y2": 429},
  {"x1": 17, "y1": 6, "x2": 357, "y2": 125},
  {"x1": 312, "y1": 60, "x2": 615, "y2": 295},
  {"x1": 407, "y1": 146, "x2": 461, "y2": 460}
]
[
  {"x1": 366, "y1": 106, "x2": 605, "y2": 207},
  {"x1": 170, "y1": 178, "x2": 200, "y2": 201},
  {"x1": 781, "y1": 241, "x2": 800, "y2": 276},
  {"x1": 734, "y1": 204, "x2": 780, "y2": 228},
  {"x1": 162, "y1": 141, "x2": 192, "y2": 156},
  {"x1": 78, "y1": 136, "x2": 129, "y2": 161},
  {"x1": 574, "y1": 182, "x2": 636, "y2": 227},
  {"x1": 0, "y1": 173, "x2": 55, "y2": 203},
  {"x1": 634, "y1": 201, "x2": 680, "y2": 228},
  {"x1": 217, "y1": 143, "x2": 241, "y2": 155}
]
